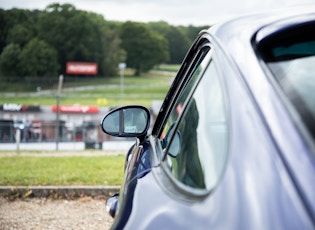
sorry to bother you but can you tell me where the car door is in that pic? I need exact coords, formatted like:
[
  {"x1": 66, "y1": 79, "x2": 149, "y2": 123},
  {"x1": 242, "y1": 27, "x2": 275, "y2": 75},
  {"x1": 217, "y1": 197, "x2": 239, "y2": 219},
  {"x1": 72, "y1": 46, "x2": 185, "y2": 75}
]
[
  {"x1": 154, "y1": 35, "x2": 228, "y2": 192},
  {"x1": 122, "y1": 32, "x2": 230, "y2": 229}
]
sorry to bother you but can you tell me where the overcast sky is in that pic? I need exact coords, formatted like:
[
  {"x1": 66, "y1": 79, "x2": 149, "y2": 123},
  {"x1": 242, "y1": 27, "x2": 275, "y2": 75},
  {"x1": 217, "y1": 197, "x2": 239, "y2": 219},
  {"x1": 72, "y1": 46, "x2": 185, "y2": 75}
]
[{"x1": 1, "y1": 0, "x2": 314, "y2": 26}]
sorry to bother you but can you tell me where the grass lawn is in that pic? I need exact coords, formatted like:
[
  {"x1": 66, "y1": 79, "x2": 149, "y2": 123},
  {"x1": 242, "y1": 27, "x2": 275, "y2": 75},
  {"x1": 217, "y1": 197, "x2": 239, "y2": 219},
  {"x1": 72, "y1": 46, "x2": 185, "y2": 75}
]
[
  {"x1": 0, "y1": 155, "x2": 125, "y2": 186},
  {"x1": 0, "y1": 65, "x2": 180, "y2": 186},
  {"x1": 0, "y1": 66, "x2": 178, "y2": 107},
  {"x1": 0, "y1": 84, "x2": 170, "y2": 107}
]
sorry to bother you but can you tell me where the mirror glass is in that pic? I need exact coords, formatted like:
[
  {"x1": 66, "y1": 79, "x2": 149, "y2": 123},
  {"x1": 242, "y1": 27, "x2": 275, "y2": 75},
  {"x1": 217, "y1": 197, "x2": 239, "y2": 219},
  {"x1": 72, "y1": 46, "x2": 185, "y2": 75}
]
[
  {"x1": 103, "y1": 112, "x2": 120, "y2": 133},
  {"x1": 102, "y1": 106, "x2": 150, "y2": 137},
  {"x1": 162, "y1": 124, "x2": 181, "y2": 158},
  {"x1": 167, "y1": 131, "x2": 181, "y2": 158},
  {"x1": 123, "y1": 107, "x2": 148, "y2": 133}
]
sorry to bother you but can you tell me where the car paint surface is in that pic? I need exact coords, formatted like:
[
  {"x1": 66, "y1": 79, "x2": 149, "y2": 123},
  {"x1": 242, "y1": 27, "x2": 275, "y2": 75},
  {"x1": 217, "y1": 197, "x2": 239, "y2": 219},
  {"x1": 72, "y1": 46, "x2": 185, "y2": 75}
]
[{"x1": 107, "y1": 6, "x2": 315, "y2": 230}]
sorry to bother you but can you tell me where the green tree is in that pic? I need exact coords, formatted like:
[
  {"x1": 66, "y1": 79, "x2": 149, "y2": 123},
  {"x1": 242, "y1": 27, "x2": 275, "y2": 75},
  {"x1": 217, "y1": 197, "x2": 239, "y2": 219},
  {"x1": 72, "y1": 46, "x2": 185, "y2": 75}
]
[
  {"x1": 7, "y1": 24, "x2": 32, "y2": 47},
  {"x1": 19, "y1": 38, "x2": 59, "y2": 77},
  {"x1": 0, "y1": 9, "x2": 7, "y2": 53},
  {"x1": 0, "y1": 8, "x2": 35, "y2": 53},
  {"x1": 100, "y1": 26, "x2": 126, "y2": 76},
  {"x1": 166, "y1": 26, "x2": 190, "y2": 64},
  {"x1": 149, "y1": 22, "x2": 209, "y2": 64},
  {"x1": 121, "y1": 21, "x2": 169, "y2": 75},
  {"x1": 0, "y1": 43, "x2": 21, "y2": 76},
  {"x1": 179, "y1": 25, "x2": 210, "y2": 43},
  {"x1": 85, "y1": 12, "x2": 125, "y2": 77},
  {"x1": 38, "y1": 3, "x2": 102, "y2": 75}
]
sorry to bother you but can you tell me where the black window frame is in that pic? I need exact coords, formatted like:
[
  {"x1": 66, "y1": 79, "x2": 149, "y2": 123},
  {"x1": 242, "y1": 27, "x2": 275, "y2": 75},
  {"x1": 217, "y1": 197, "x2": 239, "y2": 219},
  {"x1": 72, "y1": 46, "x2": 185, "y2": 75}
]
[
  {"x1": 151, "y1": 35, "x2": 210, "y2": 138},
  {"x1": 151, "y1": 34, "x2": 229, "y2": 199}
]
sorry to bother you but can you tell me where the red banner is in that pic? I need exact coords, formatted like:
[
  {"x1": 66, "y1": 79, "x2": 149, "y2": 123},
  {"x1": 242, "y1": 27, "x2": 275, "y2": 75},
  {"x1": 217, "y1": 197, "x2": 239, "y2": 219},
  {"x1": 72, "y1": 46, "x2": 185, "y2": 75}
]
[
  {"x1": 66, "y1": 62, "x2": 98, "y2": 75},
  {"x1": 52, "y1": 105, "x2": 99, "y2": 114}
]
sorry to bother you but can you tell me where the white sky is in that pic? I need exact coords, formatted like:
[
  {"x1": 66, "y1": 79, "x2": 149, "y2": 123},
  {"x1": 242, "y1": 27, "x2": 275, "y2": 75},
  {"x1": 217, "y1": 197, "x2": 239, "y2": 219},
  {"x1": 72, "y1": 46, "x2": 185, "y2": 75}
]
[{"x1": 0, "y1": 0, "x2": 314, "y2": 26}]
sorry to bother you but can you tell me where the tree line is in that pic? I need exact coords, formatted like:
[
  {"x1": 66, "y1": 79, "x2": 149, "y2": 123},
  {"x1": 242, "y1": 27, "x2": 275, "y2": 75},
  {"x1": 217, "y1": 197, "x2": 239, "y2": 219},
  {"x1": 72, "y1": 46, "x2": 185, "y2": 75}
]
[{"x1": 0, "y1": 3, "x2": 209, "y2": 80}]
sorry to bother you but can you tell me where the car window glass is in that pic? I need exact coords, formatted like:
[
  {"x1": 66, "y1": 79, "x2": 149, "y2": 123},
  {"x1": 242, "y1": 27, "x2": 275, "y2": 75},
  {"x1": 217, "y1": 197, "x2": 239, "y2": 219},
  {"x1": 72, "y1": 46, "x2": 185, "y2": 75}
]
[
  {"x1": 268, "y1": 52, "x2": 315, "y2": 139},
  {"x1": 161, "y1": 47, "x2": 211, "y2": 144},
  {"x1": 163, "y1": 59, "x2": 228, "y2": 191},
  {"x1": 257, "y1": 25, "x2": 315, "y2": 140}
]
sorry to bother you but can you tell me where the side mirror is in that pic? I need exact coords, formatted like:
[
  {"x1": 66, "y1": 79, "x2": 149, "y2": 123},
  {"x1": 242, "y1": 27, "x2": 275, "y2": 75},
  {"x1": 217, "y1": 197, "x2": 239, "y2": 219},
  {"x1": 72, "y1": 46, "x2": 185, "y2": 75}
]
[
  {"x1": 106, "y1": 193, "x2": 119, "y2": 218},
  {"x1": 101, "y1": 105, "x2": 150, "y2": 138},
  {"x1": 162, "y1": 124, "x2": 181, "y2": 158},
  {"x1": 167, "y1": 131, "x2": 181, "y2": 158}
]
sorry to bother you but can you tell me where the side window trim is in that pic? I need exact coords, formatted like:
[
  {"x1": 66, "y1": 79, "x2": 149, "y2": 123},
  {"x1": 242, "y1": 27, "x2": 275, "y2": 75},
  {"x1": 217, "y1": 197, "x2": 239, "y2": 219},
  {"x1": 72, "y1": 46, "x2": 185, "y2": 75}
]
[
  {"x1": 152, "y1": 37, "x2": 211, "y2": 137},
  {"x1": 159, "y1": 46, "x2": 229, "y2": 194},
  {"x1": 158, "y1": 44, "x2": 212, "y2": 141},
  {"x1": 162, "y1": 48, "x2": 213, "y2": 161}
]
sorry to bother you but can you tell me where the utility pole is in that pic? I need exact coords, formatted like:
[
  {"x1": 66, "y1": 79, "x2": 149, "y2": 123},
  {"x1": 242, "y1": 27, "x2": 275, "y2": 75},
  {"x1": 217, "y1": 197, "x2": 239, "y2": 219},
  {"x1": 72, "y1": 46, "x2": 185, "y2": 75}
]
[
  {"x1": 55, "y1": 75, "x2": 63, "y2": 151},
  {"x1": 118, "y1": 63, "x2": 126, "y2": 104}
]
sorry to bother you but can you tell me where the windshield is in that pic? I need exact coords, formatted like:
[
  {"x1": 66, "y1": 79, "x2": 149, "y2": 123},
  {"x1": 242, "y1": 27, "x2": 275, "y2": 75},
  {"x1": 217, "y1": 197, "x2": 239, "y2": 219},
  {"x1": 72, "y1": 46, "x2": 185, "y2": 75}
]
[{"x1": 257, "y1": 22, "x2": 315, "y2": 139}]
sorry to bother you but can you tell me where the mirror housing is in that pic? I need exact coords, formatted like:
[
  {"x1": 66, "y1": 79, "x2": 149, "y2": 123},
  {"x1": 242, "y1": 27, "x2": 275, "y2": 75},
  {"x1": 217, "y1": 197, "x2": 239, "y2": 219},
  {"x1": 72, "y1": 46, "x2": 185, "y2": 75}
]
[
  {"x1": 101, "y1": 105, "x2": 150, "y2": 138},
  {"x1": 106, "y1": 193, "x2": 119, "y2": 218}
]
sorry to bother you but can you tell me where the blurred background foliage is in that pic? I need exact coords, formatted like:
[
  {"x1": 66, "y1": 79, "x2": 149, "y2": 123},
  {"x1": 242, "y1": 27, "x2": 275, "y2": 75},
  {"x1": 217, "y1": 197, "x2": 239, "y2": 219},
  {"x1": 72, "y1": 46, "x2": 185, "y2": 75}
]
[{"x1": 0, "y1": 3, "x2": 209, "y2": 81}]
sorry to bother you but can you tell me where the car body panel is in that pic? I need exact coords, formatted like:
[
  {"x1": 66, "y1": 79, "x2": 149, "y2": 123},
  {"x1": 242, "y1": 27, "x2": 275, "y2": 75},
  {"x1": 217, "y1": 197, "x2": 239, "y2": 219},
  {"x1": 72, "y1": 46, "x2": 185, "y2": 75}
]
[
  {"x1": 120, "y1": 42, "x2": 314, "y2": 229},
  {"x1": 209, "y1": 8, "x2": 315, "y2": 220}
]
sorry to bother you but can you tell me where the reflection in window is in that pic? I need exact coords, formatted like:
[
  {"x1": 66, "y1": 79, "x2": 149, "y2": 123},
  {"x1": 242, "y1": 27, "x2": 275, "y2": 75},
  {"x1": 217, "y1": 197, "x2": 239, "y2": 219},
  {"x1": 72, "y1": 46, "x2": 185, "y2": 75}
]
[
  {"x1": 103, "y1": 112, "x2": 119, "y2": 133},
  {"x1": 161, "y1": 47, "x2": 211, "y2": 141},
  {"x1": 165, "y1": 60, "x2": 228, "y2": 190},
  {"x1": 268, "y1": 55, "x2": 315, "y2": 138},
  {"x1": 257, "y1": 28, "x2": 315, "y2": 139}
]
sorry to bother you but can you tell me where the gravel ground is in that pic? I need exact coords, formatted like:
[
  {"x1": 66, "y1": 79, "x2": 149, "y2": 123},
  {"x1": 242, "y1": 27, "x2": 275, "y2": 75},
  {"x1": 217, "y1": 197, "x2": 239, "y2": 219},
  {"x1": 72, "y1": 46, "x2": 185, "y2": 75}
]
[
  {"x1": 0, "y1": 150, "x2": 117, "y2": 229},
  {"x1": 0, "y1": 197, "x2": 113, "y2": 230}
]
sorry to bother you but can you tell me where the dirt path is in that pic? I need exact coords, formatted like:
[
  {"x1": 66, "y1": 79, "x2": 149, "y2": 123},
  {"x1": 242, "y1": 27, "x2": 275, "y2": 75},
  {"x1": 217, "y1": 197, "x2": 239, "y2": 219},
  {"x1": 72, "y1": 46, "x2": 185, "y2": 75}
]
[{"x1": 0, "y1": 197, "x2": 113, "y2": 230}]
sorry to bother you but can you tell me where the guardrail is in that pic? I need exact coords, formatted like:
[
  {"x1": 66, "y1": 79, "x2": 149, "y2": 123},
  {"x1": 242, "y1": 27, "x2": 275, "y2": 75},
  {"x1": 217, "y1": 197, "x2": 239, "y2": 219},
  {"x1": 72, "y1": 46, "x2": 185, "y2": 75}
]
[{"x1": 0, "y1": 141, "x2": 134, "y2": 151}]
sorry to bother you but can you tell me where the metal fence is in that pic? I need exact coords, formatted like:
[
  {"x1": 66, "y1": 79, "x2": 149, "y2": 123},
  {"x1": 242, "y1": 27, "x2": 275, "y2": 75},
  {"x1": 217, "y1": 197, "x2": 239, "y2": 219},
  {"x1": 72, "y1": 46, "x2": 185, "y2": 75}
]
[{"x1": 0, "y1": 120, "x2": 107, "y2": 144}]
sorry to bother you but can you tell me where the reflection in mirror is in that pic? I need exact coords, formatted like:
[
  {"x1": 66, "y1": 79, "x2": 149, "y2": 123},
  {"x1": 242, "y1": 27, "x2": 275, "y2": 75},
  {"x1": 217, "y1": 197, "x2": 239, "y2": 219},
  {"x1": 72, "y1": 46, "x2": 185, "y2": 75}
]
[
  {"x1": 123, "y1": 108, "x2": 148, "y2": 133},
  {"x1": 103, "y1": 111, "x2": 120, "y2": 133},
  {"x1": 101, "y1": 105, "x2": 150, "y2": 137}
]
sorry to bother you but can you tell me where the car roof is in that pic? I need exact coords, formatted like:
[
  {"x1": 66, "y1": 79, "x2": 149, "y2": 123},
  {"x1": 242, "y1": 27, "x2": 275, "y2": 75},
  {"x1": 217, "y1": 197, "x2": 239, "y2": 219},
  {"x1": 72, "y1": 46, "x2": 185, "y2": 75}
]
[
  {"x1": 204, "y1": 4, "x2": 315, "y2": 100},
  {"x1": 206, "y1": 4, "x2": 315, "y2": 69},
  {"x1": 209, "y1": 4, "x2": 315, "y2": 45}
]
